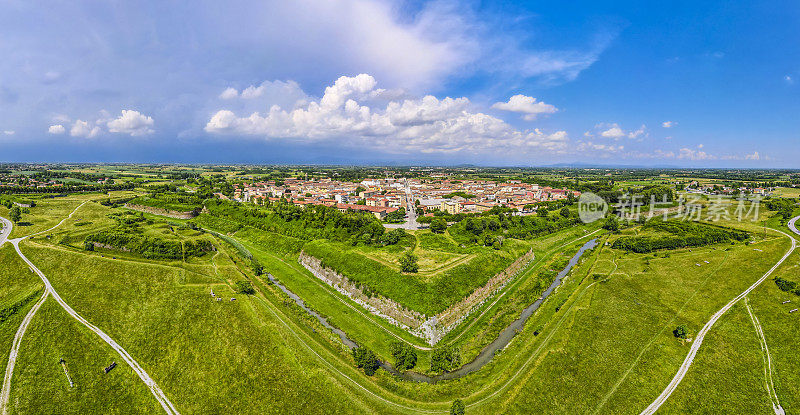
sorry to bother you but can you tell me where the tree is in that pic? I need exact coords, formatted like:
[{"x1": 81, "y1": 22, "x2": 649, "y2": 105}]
[
  {"x1": 602, "y1": 215, "x2": 620, "y2": 232},
  {"x1": 560, "y1": 207, "x2": 571, "y2": 218},
  {"x1": 450, "y1": 399, "x2": 465, "y2": 415},
  {"x1": 389, "y1": 341, "x2": 417, "y2": 370},
  {"x1": 537, "y1": 208, "x2": 549, "y2": 218},
  {"x1": 673, "y1": 324, "x2": 689, "y2": 339},
  {"x1": 250, "y1": 258, "x2": 264, "y2": 276},
  {"x1": 430, "y1": 218, "x2": 447, "y2": 234},
  {"x1": 236, "y1": 280, "x2": 256, "y2": 295},
  {"x1": 352, "y1": 347, "x2": 380, "y2": 376},
  {"x1": 399, "y1": 252, "x2": 419, "y2": 273},
  {"x1": 430, "y1": 347, "x2": 461, "y2": 373},
  {"x1": 9, "y1": 206, "x2": 21, "y2": 223}
]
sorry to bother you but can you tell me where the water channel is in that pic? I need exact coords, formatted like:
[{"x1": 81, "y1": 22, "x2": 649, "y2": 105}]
[{"x1": 269, "y1": 238, "x2": 598, "y2": 383}]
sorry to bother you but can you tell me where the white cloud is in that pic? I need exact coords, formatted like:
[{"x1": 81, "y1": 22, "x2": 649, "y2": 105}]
[
  {"x1": 219, "y1": 87, "x2": 238, "y2": 100},
  {"x1": 576, "y1": 141, "x2": 624, "y2": 153},
  {"x1": 655, "y1": 149, "x2": 676, "y2": 158},
  {"x1": 745, "y1": 151, "x2": 760, "y2": 160},
  {"x1": 48, "y1": 124, "x2": 66, "y2": 134},
  {"x1": 491, "y1": 95, "x2": 557, "y2": 121},
  {"x1": 662, "y1": 121, "x2": 675, "y2": 128},
  {"x1": 106, "y1": 110, "x2": 155, "y2": 136},
  {"x1": 785, "y1": 75, "x2": 794, "y2": 84},
  {"x1": 230, "y1": 1, "x2": 613, "y2": 90},
  {"x1": 205, "y1": 74, "x2": 569, "y2": 155},
  {"x1": 70, "y1": 120, "x2": 102, "y2": 138},
  {"x1": 3, "y1": 130, "x2": 14, "y2": 135},
  {"x1": 677, "y1": 147, "x2": 715, "y2": 161},
  {"x1": 590, "y1": 123, "x2": 647, "y2": 140}
]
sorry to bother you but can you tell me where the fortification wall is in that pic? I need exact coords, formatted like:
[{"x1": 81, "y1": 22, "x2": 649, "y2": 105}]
[
  {"x1": 298, "y1": 248, "x2": 535, "y2": 345},
  {"x1": 124, "y1": 203, "x2": 197, "y2": 219}
]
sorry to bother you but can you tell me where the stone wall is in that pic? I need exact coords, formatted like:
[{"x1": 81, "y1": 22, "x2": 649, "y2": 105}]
[
  {"x1": 298, "y1": 248, "x2": 535, "y2": 346},
  {"x1": 298, "y1": 252, "x2": 428, "y2": 330},
  {"x1": 124, "y1": 203, "x2": 197, "y2": 219}
]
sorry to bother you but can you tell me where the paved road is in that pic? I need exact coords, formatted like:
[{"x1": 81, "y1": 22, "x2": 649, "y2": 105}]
[
  {"x1": 385, "y1": 178, "x2": 423, "y2": 230},
  {"x1": 789, "y1": 216, "x2": 800, "y2": 236},
  {"x1": 640, "y1": 218, "x2": 798, "y2": 415},
  {"x1": 0, "y1": 205, "x2": 180, "y2": 415},
  {"x1": 0, "y1": 217, "x2": 11, "y2": 247}
]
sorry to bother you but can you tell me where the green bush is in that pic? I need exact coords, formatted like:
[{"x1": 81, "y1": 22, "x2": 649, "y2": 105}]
[
  {"x1": 352, "y1": 347, "x2": 380, "y2": 376},
  {"x1": 612, "y1": 220, "x2": 749, "y2": 253},
  {"x1": 236, "y1": 280, "x2": 256, "y2": 295},
  {"x1": 430, "y1": 347, "x2": 461, "y2": 373},
  {"x1": 389, "y1": 341, "x2": 417, "y2": 371},
  {"x1": 399, "y1": 252, "x2": 419, "y2": 273},
  {"x1": 673, "y1": 324, "x2": 689, "y2": 339}
]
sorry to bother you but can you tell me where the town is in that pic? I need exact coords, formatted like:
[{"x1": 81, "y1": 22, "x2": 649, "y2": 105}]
[{"x1": 233, "y1": 177, "x2": 580, "y2": 220}]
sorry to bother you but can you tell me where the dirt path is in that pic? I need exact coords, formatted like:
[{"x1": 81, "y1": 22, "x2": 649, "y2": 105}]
[
  {"x1": 0, "y1": 203, "x2": 180, "y2": 415},
  {"x1": 744, "y1": 297, "x2": 784, "y2": 415},
  {"x1": 639, "y1": 222, "x2": 797, "y2": 415}
]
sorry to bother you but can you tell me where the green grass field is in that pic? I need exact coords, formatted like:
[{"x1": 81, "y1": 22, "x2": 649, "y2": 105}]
[{"x1": 1, "y1": 187, "x2": 798, "y2": 414}]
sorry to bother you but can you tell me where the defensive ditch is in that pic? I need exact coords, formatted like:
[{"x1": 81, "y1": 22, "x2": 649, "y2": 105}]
[{"x1": 276, "y1": 238, "x2": 598, "y2": 383}]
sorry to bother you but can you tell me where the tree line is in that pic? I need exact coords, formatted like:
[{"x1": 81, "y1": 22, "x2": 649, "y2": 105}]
[{"x1": 612, "y1": 220, "x2": 749, "y2": 253}]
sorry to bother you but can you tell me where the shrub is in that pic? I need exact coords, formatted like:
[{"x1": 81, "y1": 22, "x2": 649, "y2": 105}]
[
  {"x1": 399, "y1": 252, "x2": 419, "y2": 273},
  {"x1": 450, "y1": 399, "x2": 465, "y2": 415},
  {"x1": 389, "y1": 341, "x2": 417, "y2": 371},
  {"x1": 430, "y1": 347, "x2": 461, "y2": 373},
  {"x1": 673, "y1": 324, "x2": 689, "y2": 339},
  {"x1": 612, "y1": 220, "x2": 748, "y2": 253},
  {"x1": 430, "y1": 218, "x2": 447, "y2": 234},
  {"x1": 775, "y1": 277, "x2": 797, "y2": 292},
  {"x1": 236, "y1": 280, "x2": 255, "y2": 295},
  {"x1": 352, "y1": 347, "x2": 380, "y2": 376}
]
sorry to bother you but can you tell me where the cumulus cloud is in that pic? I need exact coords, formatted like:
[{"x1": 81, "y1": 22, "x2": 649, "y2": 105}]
[
  {"x1": 576, "y1": 141, "x2": 624, "y2": 153},
  {"x1": 677, "y1": 147, "x2": 715, "y2": 160},
  {"x1": 785, "y1": 75, "x2": 794, "y2": 84},
  {"x1": 48, "y1": 124, "x2": 66, "y2": 134},
  {"x1": 492, "y1": 95, "x2": 557, "y2": 120},
  {"x1": 219, "y1": 87, "x2": 238, "y2": 100},
  {"x1": 70, "y1": 120, "x2": 102, "y2": 138},
  {"x1": 662, "y1": 121, "x2": 675, "y2": 128},
  {"x1": 3, "y1": 130, "x2": 14, "y2": 135},
  {"x1": 745, "y1": 151, "x2": 761, "y2": 160},
  {"x1": 586, "y1": 123, "x2": 647, "y2": 140},
  {"x1": 206, "y1": 74, "x2": 569, "y2": 155},
  {"x1": 106, "y1": 110, "x2": 155, "y2": 136}
]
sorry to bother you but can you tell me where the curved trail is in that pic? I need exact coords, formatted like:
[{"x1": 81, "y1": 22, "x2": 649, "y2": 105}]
[
  {"x1": 0, "y1": 203, "x2": 180, "y2": 415},
  {"x1": 640, "y1": 220, "x2": 798, "y2": 415},
  {"x1": 0, "y1": 285, "x2": 48, "y2": 415},
  {"x1": 744, "y1": 297, "x2": 783, "y2": 415}
]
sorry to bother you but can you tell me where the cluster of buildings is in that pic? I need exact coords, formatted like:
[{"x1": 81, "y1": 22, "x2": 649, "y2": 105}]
[
  {"x1": 684, "y1": 181, "x2": 773, "y2": 196},
  {"x1": 0, "y1": 172, "x2": 112, "y2": 188},
  {"x1": 233, "y1": 177, "x2": 579, "y2": 220},
  {"x1": 0, "y1": 174, "x2": 62, "y2": 188}
]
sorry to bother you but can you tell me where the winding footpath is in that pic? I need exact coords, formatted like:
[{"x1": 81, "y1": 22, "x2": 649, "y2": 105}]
[
  {"x1": 0, "y1": 204, "x2": 179, "y2": 415},
  {"x1": 744, "y1": 297, "x2": 784, "y2": 415},
  {"x1": 640, "y1": 217, "x2": 799, "y2": 415}
]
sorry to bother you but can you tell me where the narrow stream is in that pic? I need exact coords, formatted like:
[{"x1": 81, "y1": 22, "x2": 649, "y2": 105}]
[{"x1": 269, "y1": 238, "x2": 598, "y2": 383}]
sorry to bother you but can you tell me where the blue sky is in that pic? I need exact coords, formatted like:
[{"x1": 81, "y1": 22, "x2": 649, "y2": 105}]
[{"x1": 0, "y1": 0, "x2": 798, "y2": 167}]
